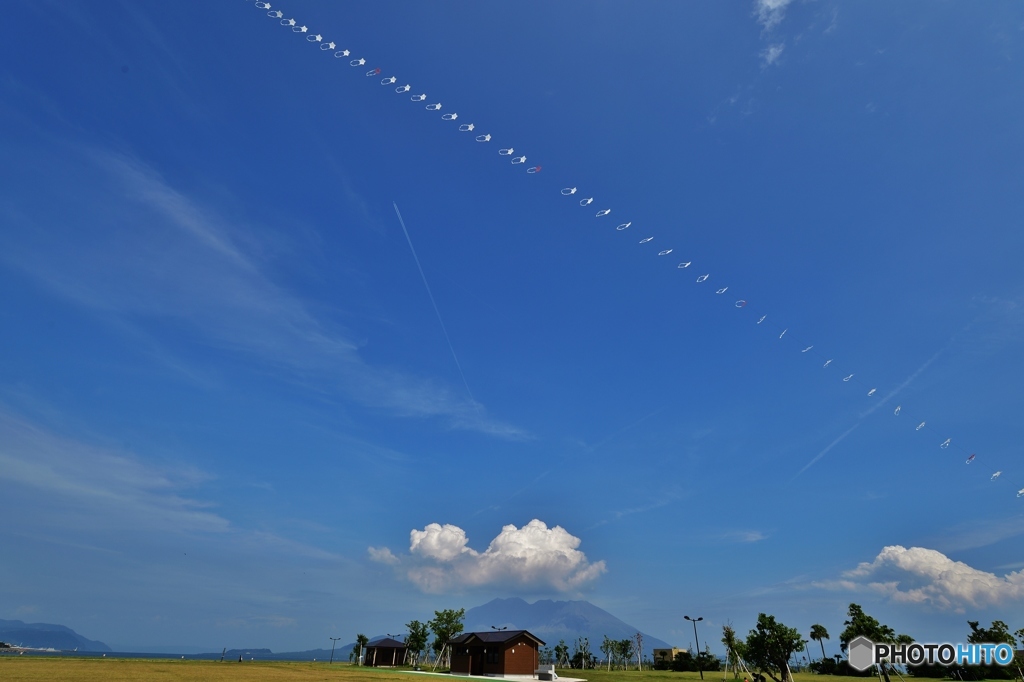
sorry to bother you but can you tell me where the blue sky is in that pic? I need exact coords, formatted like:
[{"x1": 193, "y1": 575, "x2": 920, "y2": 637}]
[{"x1": 2, "y1": 0, "x2": 1023, "y2": 655}]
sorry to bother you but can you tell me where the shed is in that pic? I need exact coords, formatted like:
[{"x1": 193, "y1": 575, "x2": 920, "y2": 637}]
[
  {"x1": 364, "y1": 637, "x2": 408, "y2": 667},
  {"x1": 449, "y1": 630, "x2": 545, "y2": 677}
]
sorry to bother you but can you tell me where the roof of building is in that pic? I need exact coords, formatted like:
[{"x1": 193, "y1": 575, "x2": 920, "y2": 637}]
[
  {"x1": 366, "y1": 637, "x2": 407, "y2": 648},
  {"x1": 450, "y1": 630, "x2": 545, "y2": 646}
]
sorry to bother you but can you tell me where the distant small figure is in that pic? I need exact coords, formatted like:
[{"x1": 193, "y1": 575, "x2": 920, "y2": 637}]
[{"x1": 239, "y1": 654, "x2": 243, "y2": 662}]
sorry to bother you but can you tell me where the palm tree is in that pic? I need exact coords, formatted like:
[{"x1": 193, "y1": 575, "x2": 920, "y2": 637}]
[{"x1": 809, "y1": 625, "x2": 829, "y2": 662}]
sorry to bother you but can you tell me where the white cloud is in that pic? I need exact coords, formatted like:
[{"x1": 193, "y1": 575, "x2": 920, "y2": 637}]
[
  {"x1": 0, "y1": 408, "x2": 228, "y2": 534},
  {"x1": 816, "y1": 546, "x2": 1024, "y2": 611},
  {"x1": 373, "y1": 520, "x2": 606, "y2": 593},
  {"x1": 0, "y1": 145, "x2": 525, "y2": 440},
  {"x1": 761, "y1": 43, "x2": 786, "y2": 67},
  {"x1": 0, "y1": 406, "x2": 345, "y2": 564},
  {"x1": 367, "y1": 546, "x2": 400, "y2": 565},
  {"x1": 755, "y1": 0, "x2": 794, "y2": 32},
  {"x1": 723, "y1": 530, "x2": 768, "y2": 543},
  {"x1": 410, "y1": 523, "x2": 474, "y2": 562}
]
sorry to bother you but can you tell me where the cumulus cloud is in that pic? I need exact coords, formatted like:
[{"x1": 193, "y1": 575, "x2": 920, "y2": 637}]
[
  {"x1": 371, "y1": 520, "x2": 606, "y2": 593},
  {"x1": 755, "y1": 0, "x2": 794, "y2": 32},
  {"x1": 816, "y1": 545, "x2": 1024, "y2": 611}
]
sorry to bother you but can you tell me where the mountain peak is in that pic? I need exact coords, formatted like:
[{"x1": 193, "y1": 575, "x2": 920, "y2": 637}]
[
  {"x1": 464, "y1": 598, "x2": 670, "y2": 653},
  {"x1": 0, "y1": 619, "x2": 110, "y2": 652}
]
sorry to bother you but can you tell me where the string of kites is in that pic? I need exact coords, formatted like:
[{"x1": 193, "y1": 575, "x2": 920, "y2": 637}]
[{"x1": 245, "y1": 1, "x2": 1021, "y2": 500}]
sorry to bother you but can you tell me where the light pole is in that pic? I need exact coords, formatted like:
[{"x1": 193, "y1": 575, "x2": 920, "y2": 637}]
[
  {"x1": 388, "y1": 634, "x2": 405, "y2": 666},
  {"x1": 329, "y1": 637, "x2": 342, "y2": 664},
  {"x1": 491, "y1": 626, "x2": 508, "y2": 631},
  {"x1": 685, "y1": 616, "x2": 704, "y2": 680}
]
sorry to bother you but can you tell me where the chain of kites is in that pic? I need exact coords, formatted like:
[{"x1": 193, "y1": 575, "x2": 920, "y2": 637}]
[{"x1": 245, "y1": 1, "x2": 1021, "y2": 499}]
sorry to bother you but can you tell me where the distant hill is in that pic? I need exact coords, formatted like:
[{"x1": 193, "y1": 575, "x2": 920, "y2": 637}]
[
  {"x1": 0, "y1": 619, "x2": 110, "y2": 652},
  {"x1": 193, "y1": 647, "x2": 349, "y2": 662},
  {"x1": 464, "y1": 598, "x2": 672, "y2": 655}
]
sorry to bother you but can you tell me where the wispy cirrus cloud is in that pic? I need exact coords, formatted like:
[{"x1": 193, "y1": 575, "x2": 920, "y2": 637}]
[
  {"x1": 0, "y1": 145, "x2": 524, "y2": 439},
  {"x1": 0, "y1": 404, "x2": 350, "y2": 567},
  {"x1": 722, "y1": 530, "x2": 768, "y2": 543},
  {"x1": 753, "y1": 0, "x2": 793, "y2": 68},
  {"x1": 755, "y1": 0, "x2": 795, "y2": 32},
  {"x1": 0, "y1": 408, "x2": 228, "y2": 534},
  {"x1": 931, "y1": 514, "x2": 1024, "y2": 553},
  {"x1": 760, "y1": 43, "x2": 786, "y2": 67}
]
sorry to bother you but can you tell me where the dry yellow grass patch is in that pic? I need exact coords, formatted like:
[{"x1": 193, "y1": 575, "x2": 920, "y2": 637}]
[{"x1": 0, "y1": 658, "x2": 434, "y2": 682}]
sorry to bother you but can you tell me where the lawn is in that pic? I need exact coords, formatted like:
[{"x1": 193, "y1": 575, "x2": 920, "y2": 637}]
[
  {"x1": 0, "y1": 659, "x2": 982, "y2": 682},
  {"x1": 0, "y1": 658, "x2": 412, "y2": 682},
  {"x1": 569, "y1": 671, "x2": 886, "y2": 682}
]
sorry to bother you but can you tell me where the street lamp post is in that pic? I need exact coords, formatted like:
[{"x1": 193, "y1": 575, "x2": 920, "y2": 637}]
[
  {"x1": 329, "y1": 637, "x2": 342, "y2": 664},
  {"x1": 685, "y1": 616, "x2": 704, "y2": 680},
  {"x1": 491, "y1": 626, "x2": 508, "y2": 631},
  {"x1": 387, "y1": 634, "x2": 405, "y2": 666}
]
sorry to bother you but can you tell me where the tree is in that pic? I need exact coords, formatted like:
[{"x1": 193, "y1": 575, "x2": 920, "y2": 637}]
[
  {"x1": 428, "y1": 608, "x2": 465, "y2": 668},
  {"x1": 600, "y1": 636, "x2": 614, "y2": 671},
  {"x1": 963, "y1": 620, "x2": 1018, "y2": 680},
  {"x1": 967, "y1": 620, "x2": 1017, "y2": 647},
  {"x1": 722, "y1": 623, "x2": 746, "y2": 678},
  {"x1": 350, "y1": 634, "x2": 369, "y2": 663},
  {"x1": 406, "y1": 620, "x2": 430, "y2": 666},
  {"x1": 696, "y1": 644, "x2": 721, "y2": 674},
  {"x1": 743, "y1": 613, "x2": 806, "y2": 682},
  {"x1": 554, "y1": 640, "x2": 569, "y2": 667},
  {"x1": 616, "y1": 638, "x2": 635, "y2": 670},
  {"x1": 570, "y1": 637, "x2": 594, "y2": 669},
  {"x1": 673, "y1": 650, "x2": 697, "y2": 672},
  {"x1": 809, "y1": 624, "x2": 829, "y2": 662},
  {"x1": 838, "y1": 605, "x2": 916, "y2": 682},
  {"x1": 839, "y1": 604, "x2": 895, "y2": 652}
]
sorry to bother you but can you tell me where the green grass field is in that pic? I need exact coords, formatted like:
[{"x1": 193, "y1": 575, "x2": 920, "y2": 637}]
[
  {"x1": 0, "y1": 659, "x2": 970, "y2": 682},
  {"x1": 0, "y1": 658, "x2": 405, "y2": 681},
  {"x1": 0, "y1": 659, "x2": 979, "y2": 682}
]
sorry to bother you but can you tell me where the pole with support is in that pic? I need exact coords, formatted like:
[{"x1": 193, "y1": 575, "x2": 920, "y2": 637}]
[{"x1": 432, "y1": 642, "x2": 449, "y2": 673}]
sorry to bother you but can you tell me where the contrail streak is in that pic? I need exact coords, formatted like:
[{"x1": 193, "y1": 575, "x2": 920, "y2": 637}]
[
  {"x1": 795, "y1": 424, "x2": 860, "y2": 478},
  {"x1": 393, "y1": 202, "x2": 476, "y2": 406},
  {"x1": 795, "y1": 350, "x2": 944, "y2": 477}
]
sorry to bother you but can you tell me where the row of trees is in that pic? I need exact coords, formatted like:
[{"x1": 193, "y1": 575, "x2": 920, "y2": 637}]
[
  {"x1": 346, "y1": 603, "x2": 1023, "y2": 679},
  {"x1": 719, "y1": 604, "x2": 1024, "y2": 682},
  {"x1": 541, "y1": 634, "x2": 649, "y2": 670},
  {"x1": 349, "y1": 607, "x2": 465, "y2": 667},
  {"x1": 598, "y1": 636, "x2": 642, "y2": 670}
]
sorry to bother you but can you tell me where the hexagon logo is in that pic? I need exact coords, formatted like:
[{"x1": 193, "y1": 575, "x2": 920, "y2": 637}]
[{"x1": 848, "y1": 636, "x2": 875, "y2": 671}]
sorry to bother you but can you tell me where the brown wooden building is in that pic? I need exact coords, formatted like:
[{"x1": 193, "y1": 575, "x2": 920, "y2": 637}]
[
  {"x1": 449, "y1": 630, "x2": 545, "y2": 677},
  {"x1": 363, "y1": 637, "x2": 407, "y2": 667}
]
